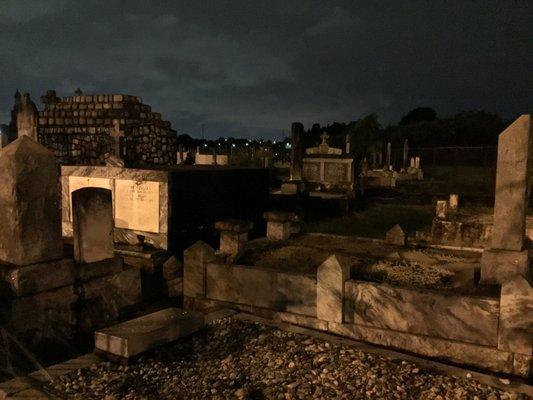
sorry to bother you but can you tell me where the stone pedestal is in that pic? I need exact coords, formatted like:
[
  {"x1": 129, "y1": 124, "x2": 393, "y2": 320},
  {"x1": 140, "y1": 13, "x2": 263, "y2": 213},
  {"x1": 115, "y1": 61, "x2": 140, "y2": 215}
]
[
  {"x1": 214, "y1": 219, "x2": 253, "y2": 256},
  {"x1": 263, "y1": 211, "x2": 297, "y2": 241},
  {"x1": 480, "y1": 249, "x2": 530, "y2": 285},
  {"x1": 0, "y1": 136, "x2": 63, "y2": 266}
]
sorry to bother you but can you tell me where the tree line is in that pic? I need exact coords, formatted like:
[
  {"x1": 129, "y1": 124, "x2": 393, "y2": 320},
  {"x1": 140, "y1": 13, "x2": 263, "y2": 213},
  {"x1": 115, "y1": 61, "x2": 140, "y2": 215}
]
[{"x1": 304, "y1": 108, "x2": 510, "y2": 159}]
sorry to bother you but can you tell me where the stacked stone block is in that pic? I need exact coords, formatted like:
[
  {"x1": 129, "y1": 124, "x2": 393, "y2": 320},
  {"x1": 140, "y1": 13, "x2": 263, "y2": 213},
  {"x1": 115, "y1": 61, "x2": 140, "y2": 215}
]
[{"x1": 38, "y1": 93, "x2": 177, "y2": 166}]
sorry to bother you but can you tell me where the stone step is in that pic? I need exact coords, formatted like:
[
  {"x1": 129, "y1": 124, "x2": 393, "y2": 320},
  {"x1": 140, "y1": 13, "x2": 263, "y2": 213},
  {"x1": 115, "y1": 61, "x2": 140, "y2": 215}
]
[{"x1": 94, "y1": 308, "x2": 204, "y2": 359}]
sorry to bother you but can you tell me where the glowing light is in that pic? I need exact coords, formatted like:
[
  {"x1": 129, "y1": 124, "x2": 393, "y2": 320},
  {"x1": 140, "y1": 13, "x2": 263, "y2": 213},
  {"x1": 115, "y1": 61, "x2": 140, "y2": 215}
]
[{"x1": 232, "y1": 144, "x2": 236, "y2": 147}]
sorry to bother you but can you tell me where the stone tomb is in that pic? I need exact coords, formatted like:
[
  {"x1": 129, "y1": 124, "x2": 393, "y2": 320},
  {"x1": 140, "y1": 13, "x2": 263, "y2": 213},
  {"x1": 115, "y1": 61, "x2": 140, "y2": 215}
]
[
  {"x1": 62, "y1": 166, "x2": 168, "y2": 249},
  {"x1": 62, "y1": 165, "x2": 270, "y2": 253},
  {"x1": 0, "y1": 141, "x2": 142, "y2": 351},
  {"x1": 302, "y1": 133, "x2": 354, "y2": 192}
]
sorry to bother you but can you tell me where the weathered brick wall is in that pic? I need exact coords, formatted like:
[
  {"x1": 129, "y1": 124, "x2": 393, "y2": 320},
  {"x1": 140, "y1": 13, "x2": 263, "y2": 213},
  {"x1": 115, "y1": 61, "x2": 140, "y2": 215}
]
[{"x1": 38, "y1": 93, "x2": 177, "y2": 166}]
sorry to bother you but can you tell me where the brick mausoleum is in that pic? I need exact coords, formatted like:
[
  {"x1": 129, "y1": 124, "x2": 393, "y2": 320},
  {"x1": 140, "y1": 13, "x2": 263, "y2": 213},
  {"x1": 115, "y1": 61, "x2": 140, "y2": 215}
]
[{"x1": 37, "y1": 90, "x2": 177, "y2": 166}]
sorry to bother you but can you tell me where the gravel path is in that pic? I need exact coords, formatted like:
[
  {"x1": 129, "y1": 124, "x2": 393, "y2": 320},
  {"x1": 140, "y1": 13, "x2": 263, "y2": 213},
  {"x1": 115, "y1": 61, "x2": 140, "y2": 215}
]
[{"x1": 47, "y1": 318, "x2": 528, "y2": 400}]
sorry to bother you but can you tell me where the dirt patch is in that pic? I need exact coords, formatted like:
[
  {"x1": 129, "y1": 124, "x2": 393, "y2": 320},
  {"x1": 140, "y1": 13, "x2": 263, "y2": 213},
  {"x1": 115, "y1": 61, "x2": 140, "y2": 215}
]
[{"x1": 241, "y1": 235, "x2": 484, "y2": 292}]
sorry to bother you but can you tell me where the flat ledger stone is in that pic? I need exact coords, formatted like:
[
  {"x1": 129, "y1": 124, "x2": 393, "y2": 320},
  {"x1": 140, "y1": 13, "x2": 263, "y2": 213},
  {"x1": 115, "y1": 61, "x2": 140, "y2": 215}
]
[{"x1": 94, "y1": 308, "x2": 204, "y2": 358}]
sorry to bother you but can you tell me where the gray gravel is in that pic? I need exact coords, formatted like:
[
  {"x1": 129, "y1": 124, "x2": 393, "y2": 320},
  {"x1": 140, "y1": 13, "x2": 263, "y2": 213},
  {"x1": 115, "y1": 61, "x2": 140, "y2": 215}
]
[{"x1": 46, "y1": 318, "x2": 528, "y2": 400}]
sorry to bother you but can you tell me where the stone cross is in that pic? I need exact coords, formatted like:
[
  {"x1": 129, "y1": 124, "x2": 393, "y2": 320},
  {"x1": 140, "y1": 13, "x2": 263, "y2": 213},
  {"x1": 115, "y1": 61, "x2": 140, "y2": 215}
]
[
  {"x1": 320, "y1": 132, "x2": 330, "y2": 146},
  {"x1": 106, "y1": 119, "x2": 125, "y2": 167}
]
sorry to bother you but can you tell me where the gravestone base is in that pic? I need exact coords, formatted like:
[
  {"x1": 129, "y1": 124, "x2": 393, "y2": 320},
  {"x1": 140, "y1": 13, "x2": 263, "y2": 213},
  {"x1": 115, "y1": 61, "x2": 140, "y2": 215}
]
[
  {"x1": 2, "y1": 259, "x2": 75, "y2": 297},
  {"x1": 280, "y1": 181, "x2": 305, "y2": 195},
  {"x1": 76, "y1": 257, "x2": 124, "y2": 282},
  {"x1": 480, "y1": 249, "x2": 530, "y2": 285},
  {"x1": 78, "y1": 266, "x2": 142, "y2": 331}
]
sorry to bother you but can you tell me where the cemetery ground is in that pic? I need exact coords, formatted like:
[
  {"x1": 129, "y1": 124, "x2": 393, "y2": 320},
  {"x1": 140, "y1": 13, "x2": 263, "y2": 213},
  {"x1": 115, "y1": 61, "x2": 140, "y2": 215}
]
[
  {"x1": 46, "y1": 317, "x2": 527, "y2": 400},
  {"x1": 302, "y1": 203, "x2": 435, "y2": 239},
  {"x1": 302, "y1": 165, "x2": 504, "y2": 239}
]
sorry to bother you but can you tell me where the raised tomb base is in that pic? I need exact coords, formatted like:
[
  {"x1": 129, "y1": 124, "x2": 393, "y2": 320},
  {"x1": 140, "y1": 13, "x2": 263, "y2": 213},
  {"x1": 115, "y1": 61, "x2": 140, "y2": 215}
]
[{"x1": 0, "y1": 256, "x2": 142, "y2": 352}]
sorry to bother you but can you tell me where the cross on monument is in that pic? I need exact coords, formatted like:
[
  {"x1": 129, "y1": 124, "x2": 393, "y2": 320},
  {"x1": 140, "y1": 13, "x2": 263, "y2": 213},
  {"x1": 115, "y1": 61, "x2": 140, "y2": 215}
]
[
  {"x1": 320, "y1": 132, "x2": 329, "y2": 145},
  {"x1": 106, "y1": 119, "x2": 125, "y2": 167}
]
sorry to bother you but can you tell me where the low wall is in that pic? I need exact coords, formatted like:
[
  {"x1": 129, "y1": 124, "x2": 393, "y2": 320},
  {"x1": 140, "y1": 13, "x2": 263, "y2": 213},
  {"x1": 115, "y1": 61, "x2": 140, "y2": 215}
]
[
  {"x1": 344, "y1": 281, "x2": 499, "y2": 347},
  {"x1": 206, "y1": 263, "x2": 316, "y2": 316},
  {"x1": 183, "y1": 241, "x2": 532, "y2": 377}
]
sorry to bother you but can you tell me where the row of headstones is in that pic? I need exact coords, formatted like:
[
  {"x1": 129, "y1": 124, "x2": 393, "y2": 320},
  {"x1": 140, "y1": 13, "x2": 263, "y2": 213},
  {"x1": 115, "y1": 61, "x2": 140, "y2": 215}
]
[
  {"x1": 390, "y1": 115, "x2": 531, "y2": 285},
  {"x1": 435, "y1": 194, "x2": 460, "y2": 219}
]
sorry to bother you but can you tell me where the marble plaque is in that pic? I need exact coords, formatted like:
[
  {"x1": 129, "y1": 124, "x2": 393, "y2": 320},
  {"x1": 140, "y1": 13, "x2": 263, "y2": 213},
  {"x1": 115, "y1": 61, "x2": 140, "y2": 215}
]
[
  {"x1": 303, "y1": 162, "x2": 320, "y2": 181},
  {"x1": 324, "y1": 162, "x2": 348, "y2": 183},
  {"x1": 68, "y1": 176, "x2": 113, "y2": 220},
  {"x1": 115, "y1": 180, "x2": 160, "y2": 233}
]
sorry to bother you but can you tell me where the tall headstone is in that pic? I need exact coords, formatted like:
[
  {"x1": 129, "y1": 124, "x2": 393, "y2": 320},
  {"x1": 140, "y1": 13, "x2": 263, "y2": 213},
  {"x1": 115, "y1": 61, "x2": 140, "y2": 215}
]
[
  {"x1": 178, "y1": 144, "x2": 184, "y2": 164},
  {"x1": 481, "y1": 115, "x2": 532, "y2": 284},
  {"x1": 8, "y1": 90, "x2": 21, "y2": 141},
  {"x1": 72, "y1": 187, "x2": 114, "y2": 264},
  {"x1": 384, "y1": 142, "x2": 392, "y2": 170},
  {"x1": 403, "y1": 139, "x2": 409, "y2": 169},
  {"x1": 345, "y1": 133, "x2": 351, "y2": 154},
  {"x1": 290, "y1": 122, "x2": 304, "y2": 181},
  {"x1": 0, "y1": 136, "x2": 63, "y2": 265},
  {"x1": 16, "y1": 93, "x2": 39, "y2": 141}
]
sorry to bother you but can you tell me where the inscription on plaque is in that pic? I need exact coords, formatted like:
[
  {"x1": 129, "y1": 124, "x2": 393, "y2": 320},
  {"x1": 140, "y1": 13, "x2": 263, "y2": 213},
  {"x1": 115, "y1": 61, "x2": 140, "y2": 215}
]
[
  {"x1": 324, "y1": 162, "x2": 348, "y2": 183},
  {"x1": 303, "y1": 162, "x2": 321, "y2": 182},
  {"x1": 115, "y1": 180, "x2": 160, "y2": 233}
]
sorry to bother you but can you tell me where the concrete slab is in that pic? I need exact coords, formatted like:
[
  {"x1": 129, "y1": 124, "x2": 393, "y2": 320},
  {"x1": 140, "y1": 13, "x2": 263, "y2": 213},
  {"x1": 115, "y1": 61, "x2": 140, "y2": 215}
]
[{"x1": 94, "y1": 308, "x2": 204, "y2": 358}]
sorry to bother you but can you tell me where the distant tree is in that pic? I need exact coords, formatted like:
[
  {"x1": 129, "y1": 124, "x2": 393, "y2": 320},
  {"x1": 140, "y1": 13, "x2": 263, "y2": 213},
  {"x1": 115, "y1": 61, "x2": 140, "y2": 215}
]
[
  {"x1": 177, "y1": 134, "x2": 194, "y2": 148},
  {"x1": 399, "y1": 107, "x2": 437, "y2": 126},
  {"x1": 344, "y1": 114, "x2": 382, "y2": 158},
  {"x1": 304, "y1": 123, "x2": 323, "y2": 148}
]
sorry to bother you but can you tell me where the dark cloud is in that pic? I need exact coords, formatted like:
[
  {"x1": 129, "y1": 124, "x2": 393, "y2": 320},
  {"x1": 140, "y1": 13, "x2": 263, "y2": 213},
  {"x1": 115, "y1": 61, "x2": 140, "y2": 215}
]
[{"x1": 1, "y1": 0, "x2": 531, "y2": 139}]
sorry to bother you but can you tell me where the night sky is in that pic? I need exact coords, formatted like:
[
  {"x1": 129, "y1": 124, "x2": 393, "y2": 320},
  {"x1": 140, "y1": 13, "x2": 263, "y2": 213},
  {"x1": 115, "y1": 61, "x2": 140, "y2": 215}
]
[{"x1": 1, "y1": 1, "x2": 531, "y2": 139}]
